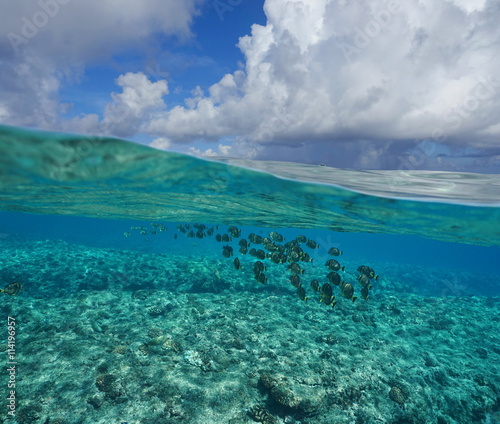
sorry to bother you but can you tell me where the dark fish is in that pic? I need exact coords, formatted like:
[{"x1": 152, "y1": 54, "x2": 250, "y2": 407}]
[
  {"x1": 341, "y1": 283, "x2": 357, "y2": 302},
  {"x1": 221, "y1": 234, "x2": 231, "y2": 242},
  {"x1": 270, "y1": 252, "x2": 281, "y2": 264},
  {"x1": 238, "y1": 239, "x2": 249, "y2": 248},
  {"x1": 249, "y1": 248, "x2": 257, "y2": 257},
  {"x1": 239, "y1": 246, "x2": 248, "y2": 255},
  {"x1": 264, "y1": 241, "x2": 278, "y2": 252},
  {"x1": 174, "y1": 234, "x2": 178, "y2": 239},
  {"x1": 288, "y1": 263, "x2": 304, "y2": 274},
  {"x1": 296, "y1": 235, "x2": 307, "y2": 243},
  {"x1": 357, "y1": 265, "x2": 378, "y2": 280},
  {"x1": 215, "y1": 234, "x2": 222, "y2": 242},
  {"x1": 150, "y1": 230, "x2": 157, "y2": 235},
  {"x1": 186, "y1": 230, "x2": 195, "y2": 238},
  {"x1": 234, "y1": 258, "x2": 242, "y2": 270},
  {"x1": 256, "y1": 249, "x2": 266, "y2": 260},
  {"x1": 253, "y1": 261, "x2": 266, "y2": 274},
  {"x1": 206, "y1": 228, "x2": 214, "y2": 236},
  {"x1": 248, "y1": 233, "x2": 256, "y2": 242},
  {"x1": 328, "y1": 247, "x2": 343, "y2": 256},
  {"x1": 320, "y1": 283, "x2": 334, "y2": 305},
  {"x1": 287, "y1": 251, "x2": 300, "y2": 263},
  {"x1": 253, "y1": 235, "x2": 263, "y2": 244},
  {"x1": 361, "y1": 286, "x2": 370, "y2": 300},
  {"x1": 222, "y1": 245, "x2": 233, "y2": 258},
  {"x1": 326, "y1": 271, "x2": 341, "y2": 286},
  {"x1": 310, "y1": 279, "x2": 320, "y2": 292},
  {"x1": 357, "y1": 273, "x2": 371, "y2": 288},
  {"x1": 301, "y1": 253, "x2": 313, "y2": 263},
  {"x1": 297, "y1": 286, "x2": 308, "y2": 301},
  {"x1": 306, "y1": 239, "x2": 319, "y2": 249},
  {"x1": 289, "y1": 274, "x2": 301, "y2": 288},
  {"x1": 325, "y1": 259, "x2": 345, "y2": 272},
  {"x1": 228, "y1": 226, "x2": 241, "y2": 238},
  {"x1": 277, "y1": 253, "x2": 287, "y2": 263},
  {"x1": 255, "y1": 272, "x2": 268, "y2": 284},
  {"x1": 1, "y1": 282, "x2": 23, "y2": 296},
  {"x1": 196, "y1": 230, "x2": 204, "y2": 239},
  {"x1": 269, "y1": 231, "x2": 284, "y2": 242}
]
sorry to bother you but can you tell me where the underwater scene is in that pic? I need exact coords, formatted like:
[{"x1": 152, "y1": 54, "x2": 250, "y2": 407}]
[{"x1": 1, "y1": 125, "x2": 500, "y2": 424}]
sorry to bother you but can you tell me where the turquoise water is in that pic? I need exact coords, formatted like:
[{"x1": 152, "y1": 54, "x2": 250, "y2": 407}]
[{"x1": 0, "y1": 125, "x2": 499, "y2": 424}]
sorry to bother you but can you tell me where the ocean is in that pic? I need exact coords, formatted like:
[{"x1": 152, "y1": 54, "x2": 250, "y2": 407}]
[{"x1": 0, "y1": 124, "x2": 499, "y2": 424}]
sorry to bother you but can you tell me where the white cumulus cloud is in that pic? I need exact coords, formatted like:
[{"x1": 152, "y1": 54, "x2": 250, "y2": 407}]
[
  {"x1": 145, "y1": 0, "x2": 500, "y2": 168},
  {"x1": 102, "y1": 72, "x2": 168, "y2": 137},
  {"x1": 0, "y1": 0, "x2": 201, "y2": 130}
]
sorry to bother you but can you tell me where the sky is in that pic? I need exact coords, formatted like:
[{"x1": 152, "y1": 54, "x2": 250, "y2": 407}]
[{"x1": 1, "y1": 0, "x2": 500, "y2": 172}]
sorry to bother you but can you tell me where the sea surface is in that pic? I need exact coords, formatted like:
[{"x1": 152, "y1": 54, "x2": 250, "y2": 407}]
[{"x1": 0, "y1": 125, "x2": 499, "y2": 424}]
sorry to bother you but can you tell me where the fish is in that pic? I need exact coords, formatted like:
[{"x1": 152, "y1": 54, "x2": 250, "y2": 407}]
[
  {"x1": 253, "y1": 261, "x2": 266, "y2": 274},
  {"x1": 320, "y1": 283, "x2": 334, "y2": 305},
  {"x1": 239, "y1": 246, "x2": 248, "y2": 255},
  {"x1": 222, "y1": 245, "x2": 233, "y2": 258},
  {"x1": 269, "y1": 231, "x2": 285, "y2": 242},
  {"x1": 289, "y1": 274, "x2": 301, "y2": 288},
  {"x1": 301, "y1": 253, "x2": 313, "y2": 263},
  {"x1": 221, "y1": 234, "x2": 231, "y2": 242},
  {"x1": 196, "y1": 230, "x2": 204, "y2": 239},
  {"x1": 357, "y1": 273, "x2": 372, "y2": 288},
  {"x1": 328, "y1": 247, "x2": 343, "y2": 256},
  {"x1": 310, "y1": 279, "x2": 320, "y2": 292},
  {"x1": 1, "y1": 282, "x2": 23, "y2": 296},
  {"x1": 255, "y1": 249, "x2": 266, "y2": 260},
  {"x1": 249, "y1": 248, "x2": 257, "y2": 257},
  {"x1": 228, "y1": 226, "x2": 241, "y2": 238},
  {"x1": 341, "y1": 282, "x2": 357, "y2": 302},
  {"x1": 326, "y1": 271, "x2": 342, "y2": 286},
  {"x1": 306, "y1": 239, "x2": 320, "y2": 249},
  {"x1": 361, "y1": 286, "x2": 370, "y2": 300},
  {"x1": 255, "y1": 272, "x2": 268, "y2": 284},
  {"x1": 297, "y1": 286, "x2": 308, "y2": 301},
  {"x1": 234, "y1": 258, "x2": 242, "y2": 270},
  {"x1": 296, "y1": 235, "x2": 307, "y2": 243},
  {"x1": 238, "y1": 239, "x2": 250, "y2": 248},
  {"x1": 253, "y1": 235, "x2": 263, "y2": 244},
  {"x1": 215, "y1": 234, "x2": 222, "y2": 242},
  {"x1": 357, "y1": 265, "x2": 378, "y2": 280},
  {"x1": 325, "y1": 259, "x2": 345, "y2": 272},
  {"x1": 123, "y1": 232, "x2": 132, "y2": 237},
  {"x1": 270, "y1": 252, "x2": 281, "y2": 264},
  {"x1": 288, "y1": 263, "x2": 304, "y2": 274}
]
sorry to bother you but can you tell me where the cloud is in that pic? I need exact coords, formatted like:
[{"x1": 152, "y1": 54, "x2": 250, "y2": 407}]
[
  {"x1": 145, "y1": 0, "x2": 500, "y2": 168},
  {"x1": 0, "y1": 0, "x2": 201, "y2": 129},
  {"x1": 102, "y1": 72, "x2": 168, "y2": 137},
  {"x1": 150, "y1": 137, "x2": 172, "y2": 150}
]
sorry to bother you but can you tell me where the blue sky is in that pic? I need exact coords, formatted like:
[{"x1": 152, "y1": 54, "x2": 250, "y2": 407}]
[
  {"x1": 1, "y1": 0, "x2": 500, "y2": 172},
  {"x1": 59, "y1": 2, "x2": 266, "y2": 119}
]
